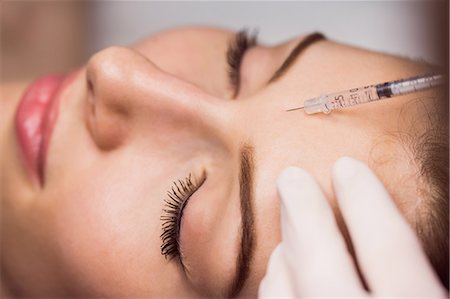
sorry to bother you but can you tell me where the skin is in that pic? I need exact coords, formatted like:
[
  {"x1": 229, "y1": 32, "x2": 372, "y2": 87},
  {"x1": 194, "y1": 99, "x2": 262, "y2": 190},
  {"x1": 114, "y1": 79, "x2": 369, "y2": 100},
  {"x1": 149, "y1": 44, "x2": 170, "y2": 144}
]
[{"x1": 0, "y1": 27, "x2": 436, "y2": 297}]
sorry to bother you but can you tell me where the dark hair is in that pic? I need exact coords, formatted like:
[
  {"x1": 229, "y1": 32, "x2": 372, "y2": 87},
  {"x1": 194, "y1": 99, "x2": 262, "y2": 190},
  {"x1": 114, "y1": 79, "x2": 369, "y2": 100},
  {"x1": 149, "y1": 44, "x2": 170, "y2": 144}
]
[{"x1": 412, "y1": 91, "x2": 449, "y2": 289}]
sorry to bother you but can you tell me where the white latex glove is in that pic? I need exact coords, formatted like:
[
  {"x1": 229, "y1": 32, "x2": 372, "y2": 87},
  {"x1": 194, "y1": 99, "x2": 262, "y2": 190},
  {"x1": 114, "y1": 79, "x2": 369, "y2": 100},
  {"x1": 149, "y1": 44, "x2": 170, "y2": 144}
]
[{"x1": 258, "y1": 156, "x2": 447, "y2": 298}]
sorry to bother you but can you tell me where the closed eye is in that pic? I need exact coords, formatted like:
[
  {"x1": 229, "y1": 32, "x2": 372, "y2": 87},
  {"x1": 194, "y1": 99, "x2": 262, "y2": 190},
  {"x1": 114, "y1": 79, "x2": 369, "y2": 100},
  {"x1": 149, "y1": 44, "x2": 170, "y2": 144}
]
[
  {"x1": 160, "y1": 172, "x2": 206, "y2": 269},
  {"x1": 226, "y1": 29, "x2": 258, "y2": 98}
]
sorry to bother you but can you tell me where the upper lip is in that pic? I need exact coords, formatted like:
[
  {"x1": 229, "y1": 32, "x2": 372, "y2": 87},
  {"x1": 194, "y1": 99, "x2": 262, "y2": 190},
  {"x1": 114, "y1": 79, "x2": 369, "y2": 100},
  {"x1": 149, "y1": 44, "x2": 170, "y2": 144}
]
[{"x1": 14, "y1": 73, "x2": 74, "y2": 186}]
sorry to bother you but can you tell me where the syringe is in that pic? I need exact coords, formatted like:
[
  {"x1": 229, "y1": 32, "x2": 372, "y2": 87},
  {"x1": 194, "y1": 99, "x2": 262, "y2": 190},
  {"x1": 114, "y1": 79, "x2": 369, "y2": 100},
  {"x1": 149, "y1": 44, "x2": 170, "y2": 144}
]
[{"x1": 287, "y1": 74, "x2": 445, "y2": 115}]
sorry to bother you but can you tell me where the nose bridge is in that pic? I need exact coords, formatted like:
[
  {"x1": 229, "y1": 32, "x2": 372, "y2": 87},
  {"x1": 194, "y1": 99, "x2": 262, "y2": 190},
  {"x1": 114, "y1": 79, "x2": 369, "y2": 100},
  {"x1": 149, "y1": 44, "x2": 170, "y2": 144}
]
[{"x1": 85, "y1": 46, "x2": 223, "y2": 150}]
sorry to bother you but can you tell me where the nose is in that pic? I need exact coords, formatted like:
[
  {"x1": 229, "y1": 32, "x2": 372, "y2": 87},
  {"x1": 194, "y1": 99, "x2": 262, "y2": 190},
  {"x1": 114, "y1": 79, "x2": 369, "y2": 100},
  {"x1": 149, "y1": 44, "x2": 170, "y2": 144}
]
[{"x1": 85, "y1": 46, "x2": 226, "y2": 150}]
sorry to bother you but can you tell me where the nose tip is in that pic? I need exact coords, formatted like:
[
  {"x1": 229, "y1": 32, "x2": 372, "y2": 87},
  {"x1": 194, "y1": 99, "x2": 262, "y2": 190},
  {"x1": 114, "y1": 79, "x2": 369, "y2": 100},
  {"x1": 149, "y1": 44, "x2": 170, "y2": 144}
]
[
  {"x1": 87, "y1": 46, "x2": 139, "y2": 115},
  {"x1": 85, "y1": 46, "x2": 225, "y2": 151},
  {"x1": 86, "y1": 46, "x2": 136, "y2": 150}
]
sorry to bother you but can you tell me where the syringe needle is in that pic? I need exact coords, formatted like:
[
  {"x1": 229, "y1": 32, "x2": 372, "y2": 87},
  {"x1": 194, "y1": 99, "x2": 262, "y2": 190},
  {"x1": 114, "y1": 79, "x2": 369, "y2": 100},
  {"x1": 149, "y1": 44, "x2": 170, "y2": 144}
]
[{"x1": 286, "y1": 106, "x2": 304, "y2": 112}]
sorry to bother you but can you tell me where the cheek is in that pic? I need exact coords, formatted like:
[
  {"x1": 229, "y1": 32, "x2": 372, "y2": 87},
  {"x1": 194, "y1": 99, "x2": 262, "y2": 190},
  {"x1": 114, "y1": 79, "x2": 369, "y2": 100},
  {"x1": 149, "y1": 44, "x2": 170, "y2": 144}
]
[
  {"x1": 132, "y1": 28, "x2": 232, "y2": 99},
  {"x1": 49, "y1": 177, "x2": 160, "y2": 295}
]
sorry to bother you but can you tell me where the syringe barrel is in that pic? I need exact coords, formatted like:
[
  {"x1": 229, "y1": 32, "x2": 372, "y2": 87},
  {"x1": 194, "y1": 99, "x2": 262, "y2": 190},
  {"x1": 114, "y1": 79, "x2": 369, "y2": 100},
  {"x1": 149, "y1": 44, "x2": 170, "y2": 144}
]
[{"x1": 304, "y1": 86, "x2": 379, "y2": 114}]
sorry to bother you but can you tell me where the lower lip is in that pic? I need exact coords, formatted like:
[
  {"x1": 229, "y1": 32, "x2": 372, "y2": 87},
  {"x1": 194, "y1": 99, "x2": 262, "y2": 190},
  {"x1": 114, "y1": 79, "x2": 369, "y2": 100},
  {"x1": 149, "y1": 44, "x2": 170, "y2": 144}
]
[{"x1": 15, "y1": 73, "x2": 75, "y2": 186}]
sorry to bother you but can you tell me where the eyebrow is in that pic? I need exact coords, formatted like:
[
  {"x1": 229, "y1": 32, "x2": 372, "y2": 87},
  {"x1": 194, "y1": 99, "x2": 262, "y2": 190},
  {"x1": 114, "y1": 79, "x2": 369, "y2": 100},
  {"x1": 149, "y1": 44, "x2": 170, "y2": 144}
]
[
  {"x1": 222, "y1": 34, "x2": 324, "y2": 296},
  {"x1": 268, "y1": 32, "x2": 325, "y2": 84},
  {"x1": 226, "y1": 144, "x2": 256, "y2": 297}
]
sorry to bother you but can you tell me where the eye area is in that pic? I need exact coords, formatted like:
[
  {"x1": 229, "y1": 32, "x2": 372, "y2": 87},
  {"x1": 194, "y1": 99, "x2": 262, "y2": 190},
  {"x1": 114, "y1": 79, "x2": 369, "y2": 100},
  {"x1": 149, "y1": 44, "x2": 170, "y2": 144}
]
[
  {"x1": 160, "y1": 172, "x2": 206, "y2": 265},
  {"x1": 226, "y1": 29, "x2": 258, "y2": 98}
]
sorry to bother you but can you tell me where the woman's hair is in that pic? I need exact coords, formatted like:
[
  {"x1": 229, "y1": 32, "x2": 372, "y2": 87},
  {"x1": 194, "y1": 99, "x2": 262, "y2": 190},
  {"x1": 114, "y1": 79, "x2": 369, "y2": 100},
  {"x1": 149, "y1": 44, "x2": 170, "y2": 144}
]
[
  {"x1": 413, "y1": 90, "x2": 449, "y2": 289},
  {"x1": 370, "y1": 84, "x2": 448, "y2": 289}
]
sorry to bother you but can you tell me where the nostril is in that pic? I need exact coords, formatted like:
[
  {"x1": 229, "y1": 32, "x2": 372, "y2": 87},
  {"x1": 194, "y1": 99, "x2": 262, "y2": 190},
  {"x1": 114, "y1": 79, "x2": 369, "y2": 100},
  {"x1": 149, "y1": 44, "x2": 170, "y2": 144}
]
[{"x1": 87, "y1": 78, "x2": 96, "y2": 116}]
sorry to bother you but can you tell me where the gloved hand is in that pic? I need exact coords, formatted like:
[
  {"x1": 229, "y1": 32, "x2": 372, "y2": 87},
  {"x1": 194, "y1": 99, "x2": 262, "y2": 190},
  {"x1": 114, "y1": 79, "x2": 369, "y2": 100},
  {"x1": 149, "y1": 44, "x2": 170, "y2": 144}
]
[{"x1": 258, "y1": 157, "x2": 446, "y2": 298}]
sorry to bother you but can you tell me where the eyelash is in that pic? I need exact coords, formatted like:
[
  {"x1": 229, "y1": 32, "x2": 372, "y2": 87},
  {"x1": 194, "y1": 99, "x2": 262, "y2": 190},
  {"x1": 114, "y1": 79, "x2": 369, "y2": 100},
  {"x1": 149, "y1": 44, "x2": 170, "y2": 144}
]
[
  {"x1": 227, "y1": 29, "x2": 258, "y2": 97},
  {"x1": 160, "y1": 172, "x2": 206, "y2": 260}
]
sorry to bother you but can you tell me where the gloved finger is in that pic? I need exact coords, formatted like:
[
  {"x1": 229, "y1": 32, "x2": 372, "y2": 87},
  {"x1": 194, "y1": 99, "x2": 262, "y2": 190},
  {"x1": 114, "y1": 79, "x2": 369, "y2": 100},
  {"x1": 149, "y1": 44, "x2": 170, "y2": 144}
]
[
  {"x1": 332, "y1": 157, "x2": 446, "y2": 297},
  {"x1": 277, "y1": 167, "x2": 366, "y2": 297},
  {"x1": 258, "y1": 243, "x2": 296, "y2": 298}
]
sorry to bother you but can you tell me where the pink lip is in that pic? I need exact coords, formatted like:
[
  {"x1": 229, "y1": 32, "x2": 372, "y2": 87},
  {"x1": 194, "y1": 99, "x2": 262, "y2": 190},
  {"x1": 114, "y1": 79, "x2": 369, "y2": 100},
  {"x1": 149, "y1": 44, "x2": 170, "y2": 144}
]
[{"x1": 15, "y1": 72, "x2": 77, "y2": 186}]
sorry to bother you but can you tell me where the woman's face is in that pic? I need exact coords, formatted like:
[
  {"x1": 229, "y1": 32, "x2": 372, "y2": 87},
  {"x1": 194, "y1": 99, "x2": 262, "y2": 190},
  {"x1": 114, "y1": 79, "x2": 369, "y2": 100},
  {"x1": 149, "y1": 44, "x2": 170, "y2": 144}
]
[{"x1": 1, "y1": 27, "x2": 431, "y2": 297}]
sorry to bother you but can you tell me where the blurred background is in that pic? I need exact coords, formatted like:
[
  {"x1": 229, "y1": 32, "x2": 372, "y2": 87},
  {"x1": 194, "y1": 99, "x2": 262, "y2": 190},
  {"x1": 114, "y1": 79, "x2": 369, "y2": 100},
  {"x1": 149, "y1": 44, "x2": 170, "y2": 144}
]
[{"x1": 1, "y1": 1, "x2": 448, "y2": 82}]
